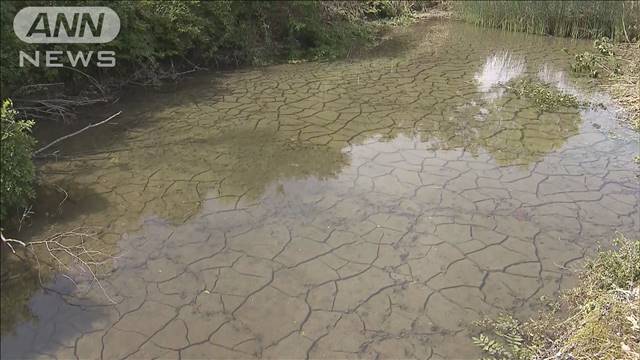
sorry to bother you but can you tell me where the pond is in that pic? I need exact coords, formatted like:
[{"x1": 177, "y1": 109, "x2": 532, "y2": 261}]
[{"x1": 1, "y1": 20, "x2": 638, "y2": 359}]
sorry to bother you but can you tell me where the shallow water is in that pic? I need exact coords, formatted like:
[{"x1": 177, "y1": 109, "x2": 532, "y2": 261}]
[{"x1": 2, "y1": 20, "x2": 639, "y2": 359}]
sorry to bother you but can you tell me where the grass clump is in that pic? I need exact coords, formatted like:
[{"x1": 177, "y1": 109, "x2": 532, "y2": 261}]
[
  {"x1": 508, "y1": 79, "x2": 582, "y2": 111},
  {"x1": 583, "y1": 236, "x2": 640, "y2": 290},
  {"x1": 454, "y1": 1, "x2": 640, "y2": 42},
  {"x1": 473, "y1": 234, "x2": 640, "y2": 360}
]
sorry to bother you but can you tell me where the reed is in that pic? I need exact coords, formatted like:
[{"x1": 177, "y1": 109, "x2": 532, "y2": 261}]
[{"x1": 454, "y1": 1, "x2": 640, "y2": 42}]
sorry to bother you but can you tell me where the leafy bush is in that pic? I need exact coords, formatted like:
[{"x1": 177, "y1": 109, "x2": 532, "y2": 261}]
[{"x1": 0, "y1": 99, "x2": 35, "y2": 223}]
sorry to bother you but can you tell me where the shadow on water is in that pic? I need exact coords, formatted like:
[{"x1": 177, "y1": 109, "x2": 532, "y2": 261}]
[
  {"x1": 2, "y1": 230, "x2": 110, "y2": 358},
  {"x1": 1, "y1": 272, "x2": 108, "y2": 359},
  {"x1": 0, "y1": 181, "x2": 110, "y2": 345},
  {"x1": 0, "y1": 256, "x2": 40, "y2": 336},
  {"x1": 196, "y1": 128, "x2": 349, "y2": 199}
]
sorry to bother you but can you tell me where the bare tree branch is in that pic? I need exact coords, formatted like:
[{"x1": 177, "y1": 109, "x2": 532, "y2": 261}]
[
  {"x1": 1, "y1": 229, "x2": 117, "y2": 303},
  {"x1": 33, "y1": 111, "x2": 122, "y2": 156}
]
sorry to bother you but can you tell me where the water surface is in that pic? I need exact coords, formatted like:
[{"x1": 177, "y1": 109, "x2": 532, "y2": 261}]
[{"x1": 2, "y1": 20, "x2": 639, "y2": 359}]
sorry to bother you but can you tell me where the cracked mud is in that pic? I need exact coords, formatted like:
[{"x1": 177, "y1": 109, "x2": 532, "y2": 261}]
[{"x1": 2, "y1": 21, "x2": 639, "y2": 359}]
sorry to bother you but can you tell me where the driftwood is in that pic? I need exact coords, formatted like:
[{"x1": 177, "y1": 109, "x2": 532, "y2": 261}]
[{"x1": 33, "y1": 111, "x2": 122, "y2": 156}]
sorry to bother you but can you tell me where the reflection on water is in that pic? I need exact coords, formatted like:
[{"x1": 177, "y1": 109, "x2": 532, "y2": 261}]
[
  {"x1": 1, "y1": 20, "x2": 638, "y2": 359},
  {"x1": 475, "y1": 51, "x2": 526, "y2": 101},
  {"x1": 538, "y1": 63, "x2": 571, "y2": 91}
]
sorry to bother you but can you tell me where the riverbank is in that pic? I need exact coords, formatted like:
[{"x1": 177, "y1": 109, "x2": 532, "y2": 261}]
[{"x1": 474, "y1": 235, "x2": 639, "y2": 360}]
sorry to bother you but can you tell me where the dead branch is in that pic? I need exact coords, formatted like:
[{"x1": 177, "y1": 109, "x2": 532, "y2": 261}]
[
  {"x1": 1, "y1": 229, "x2": 116, "y2": 303},
  {"x1": 16, "y1": 96, "x2": 110, "y2": 123},
  {"x1": 33, "y1": 111, "x2": 122, "y2": 156}
]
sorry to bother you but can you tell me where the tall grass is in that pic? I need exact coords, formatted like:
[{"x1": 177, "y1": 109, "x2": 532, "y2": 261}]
[{"x1": 455, "y1": 1, "x2": 640, "y2": 42}]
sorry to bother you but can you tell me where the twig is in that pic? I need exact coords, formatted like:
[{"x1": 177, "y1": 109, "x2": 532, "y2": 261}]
[
  {"x1": 54, "y1": 184, "x2": 69, "y2": 212},
  {"x1": 33, "y1": 111, "x2": 122, "y2": 156},
  {"x1": 17, "y1": 205, "x2": 33, "y2": 231}
]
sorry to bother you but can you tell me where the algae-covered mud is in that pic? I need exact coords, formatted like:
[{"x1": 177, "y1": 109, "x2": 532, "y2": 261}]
[{"x1": 2, "y1": 20, "x2": 638, "y2": 359}]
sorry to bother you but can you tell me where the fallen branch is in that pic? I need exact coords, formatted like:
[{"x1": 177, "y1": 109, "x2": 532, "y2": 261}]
[
  {"x1": 33, "y1": 111, "x2": 122, "y2": 156},
  {"x1": 1, "y1": 229, "x2": 116, "y2": 303}
]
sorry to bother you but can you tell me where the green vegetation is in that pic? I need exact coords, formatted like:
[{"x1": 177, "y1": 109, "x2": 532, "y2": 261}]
[
  {"x1": 0, "y1": 1, "x2": 418, "y2": 97},
  {"x1": 474, "y1": 234, "x2": 640, "y2": 360},
  {"x1": 0, "y1": 100, "x2": 35, "y2": 224},
  {"x1": 508, "y1": 79, "x2": 582, "y2": 112},
  {"x1": 473, "y1": 314, "x2": 537, "y2": 360},
  {"x1": 454, "y1": 1, "x2": 640, "y2": 42}
]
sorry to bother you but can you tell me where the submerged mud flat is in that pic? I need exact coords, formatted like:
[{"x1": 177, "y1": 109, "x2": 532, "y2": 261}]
[{"x1": 2, "y1": 21, "x2": 639, "y2": 359}]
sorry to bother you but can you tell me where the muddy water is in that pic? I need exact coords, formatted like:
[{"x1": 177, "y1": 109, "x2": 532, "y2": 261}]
[{"x1": 2, "y1": 21, "x2": 639, "y2": 359}]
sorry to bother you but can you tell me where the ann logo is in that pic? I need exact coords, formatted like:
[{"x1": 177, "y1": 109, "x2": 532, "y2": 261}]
[
  {"x1": 13, "y1": 7, "x2": 120, "y2": 44},
  {"x1": 26, "y1": 12, "x2": 105, "y2": 39}
]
